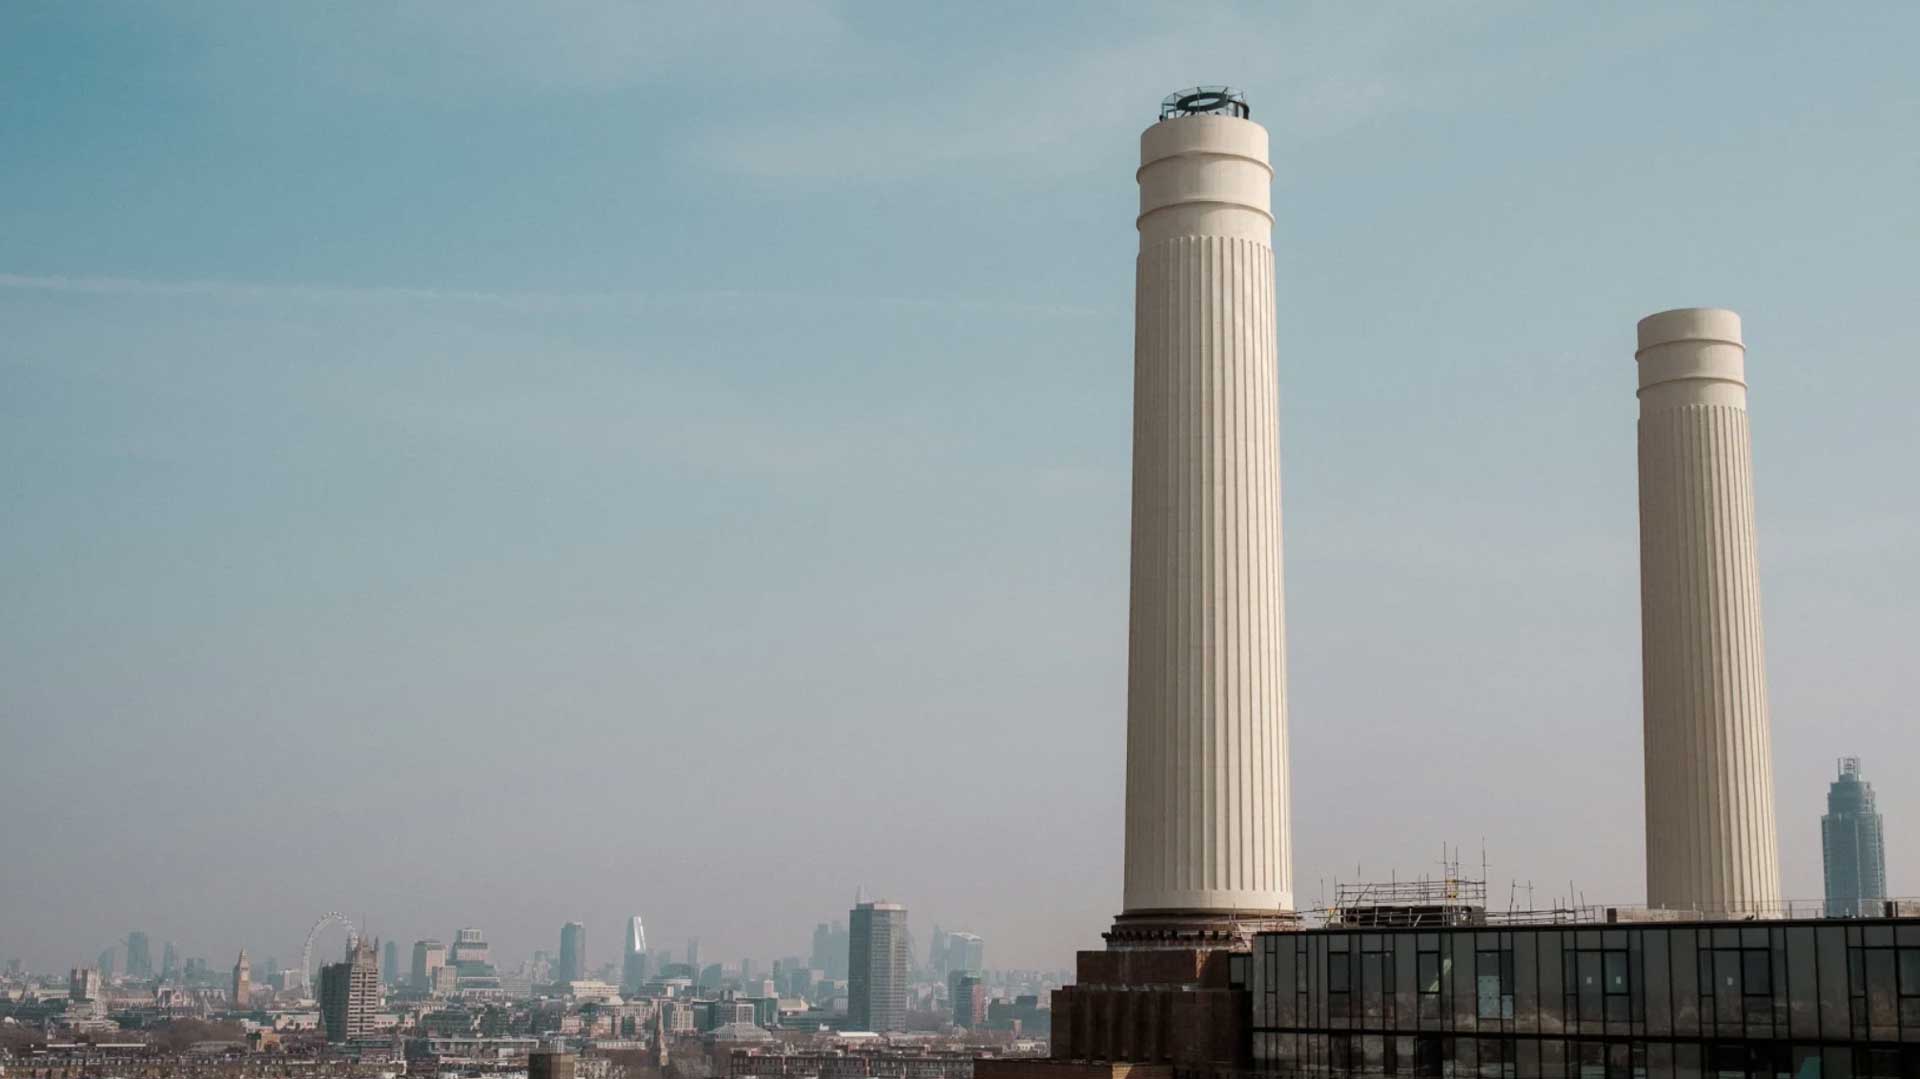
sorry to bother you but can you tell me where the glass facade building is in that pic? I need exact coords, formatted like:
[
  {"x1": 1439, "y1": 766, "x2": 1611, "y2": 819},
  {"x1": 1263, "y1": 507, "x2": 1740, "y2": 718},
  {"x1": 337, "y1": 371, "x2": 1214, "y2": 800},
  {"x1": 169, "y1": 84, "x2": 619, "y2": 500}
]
[
  {"x1": 1825, "y1": 759, "x2": 1889, "y2": 919},
  {"x1": 1249, "y1": 916, "x2": 1920, "y2": 1079}
]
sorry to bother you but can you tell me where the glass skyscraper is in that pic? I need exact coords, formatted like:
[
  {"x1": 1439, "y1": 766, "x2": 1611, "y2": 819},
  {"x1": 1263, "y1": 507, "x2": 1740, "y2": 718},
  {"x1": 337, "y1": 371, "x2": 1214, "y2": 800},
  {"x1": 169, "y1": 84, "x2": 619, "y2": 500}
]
[{"x1": 1824, "y1": 757, "x2": 1888, "y2": 918}]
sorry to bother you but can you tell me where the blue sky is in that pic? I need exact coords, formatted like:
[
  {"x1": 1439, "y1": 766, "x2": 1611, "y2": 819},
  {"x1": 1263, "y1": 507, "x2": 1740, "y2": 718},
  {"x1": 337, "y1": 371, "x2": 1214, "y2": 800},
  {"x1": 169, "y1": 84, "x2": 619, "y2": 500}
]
[{"x1": 3, "y1": 3, "x2": 1916, "y2": 974}]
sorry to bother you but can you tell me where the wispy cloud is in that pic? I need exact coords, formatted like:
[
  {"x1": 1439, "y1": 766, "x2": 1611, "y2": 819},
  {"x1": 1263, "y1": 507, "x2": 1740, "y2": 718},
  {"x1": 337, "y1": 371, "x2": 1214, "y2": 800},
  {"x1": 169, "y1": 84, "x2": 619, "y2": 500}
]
[{"x1": 0, "y1": 273, "x2": 1109, "y2": 319}]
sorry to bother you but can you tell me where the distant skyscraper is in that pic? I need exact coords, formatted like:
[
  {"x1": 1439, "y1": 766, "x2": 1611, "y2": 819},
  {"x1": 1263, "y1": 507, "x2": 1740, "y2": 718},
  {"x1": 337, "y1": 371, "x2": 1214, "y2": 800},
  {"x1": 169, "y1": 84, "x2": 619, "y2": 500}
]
[
  {"x1": 685, "y1": 937, "x2": 700, "y2": 973},
  {"x1": 811, "y1": 922, "x2": 849, "y2": 980},
  {"x1": 943, "y1": 932, "x2": 984, "y2": 977},
  {"x1": 97, "y1": 948, "x2": 115, "y2": 979},
  {"x1": 319, "y1": 938, "x2": 380, "y2": 1042},
  {"x1": 382, "y1": 940, "x2": 399, "y2": 987},
  {"x1": 848, "y1": 901, "x2": 908, "y2": 1033},
  {"x1": 410, "y1": 939, "x2": 446, "y2": 991},
  {"x1": 558, "y1": 922, "x2": 587, "y2": 983},
  {"x1": 622, "y1": 916, "x2": 648, "y2": 990},
  {"x1": 231, "y1": 950, "x2": 251, "y2": 1009},
  {"x1": 69, "y1": 967, "x2": 102, "y2": 1002},
  {"x1": 160, "y1": 941, "x2": 180, "y2": 982},
  {"x1": 1824, "y1": 757, "x2": 1889, "y2": 917},
  {"x1": 949, "y1": 971, "x2": 985, "y2": 1029},
  {"x1": 125, "y1": 931, "x2": 152, "y2": 978}
]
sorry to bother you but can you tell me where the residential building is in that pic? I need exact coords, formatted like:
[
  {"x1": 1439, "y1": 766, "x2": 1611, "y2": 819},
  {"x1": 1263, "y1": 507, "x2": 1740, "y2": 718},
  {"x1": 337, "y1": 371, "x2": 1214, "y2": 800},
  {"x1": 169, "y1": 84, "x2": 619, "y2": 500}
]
[{"x1": 318, "y1": 938, "x2": 380, "y2": 1042}]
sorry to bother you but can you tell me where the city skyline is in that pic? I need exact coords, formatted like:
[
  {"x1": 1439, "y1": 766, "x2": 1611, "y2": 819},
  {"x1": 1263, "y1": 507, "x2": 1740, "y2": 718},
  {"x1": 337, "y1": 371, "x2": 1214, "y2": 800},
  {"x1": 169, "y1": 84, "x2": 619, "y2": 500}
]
[{"x1": 4, "y1": 4, "x2": 1918, "y2": 976}]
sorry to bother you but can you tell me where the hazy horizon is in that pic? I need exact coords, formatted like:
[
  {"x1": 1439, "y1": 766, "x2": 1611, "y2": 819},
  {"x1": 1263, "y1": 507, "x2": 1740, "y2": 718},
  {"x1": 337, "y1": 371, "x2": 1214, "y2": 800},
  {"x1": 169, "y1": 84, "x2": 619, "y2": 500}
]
[{"x1": 4, "y1": 3, "x2": 1916, "y2": 976}]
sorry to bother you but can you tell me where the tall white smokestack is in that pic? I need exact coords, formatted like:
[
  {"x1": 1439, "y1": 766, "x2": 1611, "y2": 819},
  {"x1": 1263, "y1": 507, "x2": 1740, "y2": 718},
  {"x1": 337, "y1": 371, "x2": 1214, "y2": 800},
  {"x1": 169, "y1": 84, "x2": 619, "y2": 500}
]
[
  {"x1": 1636, "y1": 307, "x2": 1782, "y2": 912},
  {"x1": 1122, "y1": 89, "x2": 1291, "y2": 919}
]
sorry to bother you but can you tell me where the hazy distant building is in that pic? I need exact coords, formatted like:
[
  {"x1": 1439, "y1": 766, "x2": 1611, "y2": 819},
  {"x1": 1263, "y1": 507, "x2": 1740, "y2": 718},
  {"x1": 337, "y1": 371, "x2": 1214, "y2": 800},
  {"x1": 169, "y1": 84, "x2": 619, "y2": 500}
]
[
  {"x1": 318, "y1": 938, "x2": 380, "y2": 1042},
  {"x1": 231, "y1": 951, "x2": 250, "y2": 1009},
  {"x1": 126, "y1": 931, "x2": 152, "y2": 978},
  {"x1": 69, "y1": 967, "x2": 102, "y2": 1002},
  {"x1": 449, "y1": 927, "x2": 500, "y2": 992},
  {"x1": 848, "y1": 901, "x2": 908, "y2": 1032},
  {"x1": 943, "y1": 932, "x2": 984, "y2": 977},
  {"x1": 160, "y1": 941, "x2": 179, "y2": 982},
  {"x1": 685, "y1": 938, "x2": 701, "y2": 974},
  {"x1": 382, "y1": 940, "x2": 399, "y2": 987},
  {"x1": 411, "y1": 939, "x2": 446, "y2": 991},
  {"x1": 811, "y1": 922, "x2": 849, "y2": 980},
  {"x1": 622, "y1": 916, "x2": 648, "y2": 990},
  {"x1": 558, "y1": 922, "x2": 587, "y2": 983},
  {"x1": 96, "y1": 948, "x2": 115, "y2": 979},
  {"x1": 949, "y1": 971, "x2": 985, "y2": 1029},
  {"x1": 1824, "y1": 756, "x2": 1889, "y2": 917}
]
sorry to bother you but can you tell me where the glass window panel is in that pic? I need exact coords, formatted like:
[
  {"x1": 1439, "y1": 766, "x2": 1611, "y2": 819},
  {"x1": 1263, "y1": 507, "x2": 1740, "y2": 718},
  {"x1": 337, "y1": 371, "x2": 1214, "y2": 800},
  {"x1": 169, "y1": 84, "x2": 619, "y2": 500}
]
[
  {"x1": 1631, "y1": 934, "x2": 1647, "y2": 1024},
  {"x1": 1821, "y1": 1048, "x2": 1852, "y2": 1079},
  {"x1": 1896, "y1": 926, "x2": 1920, "y2": 948},
  {"x1": 1866, "y1": 949, "x2": 1897, "y2": 1030},
  {"x1": 1787, "y1": 926, "x2": 1818, "y2": 1038},
  {"x1": 1421, "y1": 953, "x2": 1442, "y2": 993},
  {"x1": 1790, "y1": 1046, "x2": 1820, "y2": 1079},
  {"x1": 1648, "y1": 1042, "x2": 1673, "y2": 1079},
  {"x1": 1576, "y1": 1040, "x2": 1605, "y2": 1079},
  {"x1": 1604, "y1": 931, "x2": 1627, "y2": 950},
  {"x1": 1864, "y1": 927, "x2": 1893, "y2": 949},
  {"x1": 1673, "y1": 929, "x2": 1701, "y2": 1034},
  {"x1": 1676, "y1": 1043, "x2": 1700, "y2": 1079},
  {"x1": 1479, "y1": 973, "x2": 1503, "y2": 1020},
  {"x1": 1579, "y1": 952, "x2": 1603, "y2": 1024},
  {"x1": 1537, "y1": 933, "x2": 1563, "y2": 1035},
  {"x1": 1514, "y1": 1037, "x2": 1540, "y2": 1079},
  {"x1": 1415, "y1": 1035, "x2": 1444, "y2": 1078},
  {"x1": 1540, "y1": 1039, "x2": 1563, "y2": 1079},
  {"x1": 1746, "y1": 950, "x2": 1774, "y2": 995},
  {"x1": 1456, "y1": 1035, "x2": 1478, "y2": 1075},
  {"x1": 1456, "y1": 933, "x2": 1479, "y2": 1028},
  {"x1": 1817, "y1": 926, "x2": 1850, "y2": 1037},
  {"x1": 1578, "y1": 931, "x2": 1601, "y2": 950},
  {"x1": 1397, "y1": 934, "x2": 1418, "y2": 1027},
  {"x1": 1744, "y1": 927, "x2": 1770, "y2": 948},
  {"x1": 1897, "y1": 950, "x2": 1920, "y2": 995},
  {"x1": 1646, "y1": 928, "x2": 1673, "y2": 1035},
  {"x1": 1515, "y1": 932, "x2": 1539, "y2": 1034},
  {"x1": 1365, "y1": 953, "x2": 1387, "y2": 1022},
  {"x1": 1331, "y1": 954, "x2": 1352, "y2": 993},
  {"x1": 1717, "y1": 963, "x2": 1746, "y2": 1028},
  {"x1": 1607, "y1": 952, "x2": 1630, "y2": 995},
  {"x1": 1716, "y1": 928, "x2": 1742, "y2": 948}
]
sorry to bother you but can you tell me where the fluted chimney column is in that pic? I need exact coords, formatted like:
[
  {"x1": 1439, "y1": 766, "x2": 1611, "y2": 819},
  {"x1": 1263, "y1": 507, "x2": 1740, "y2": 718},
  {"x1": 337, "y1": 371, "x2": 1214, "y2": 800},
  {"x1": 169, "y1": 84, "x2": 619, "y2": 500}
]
[
  {"x1": 1636, "y1": 307, "x2": 1781, "y2": 913},
  {"x1": 1122, "y1": 105, "x2": 1292, "y2": 917}
]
